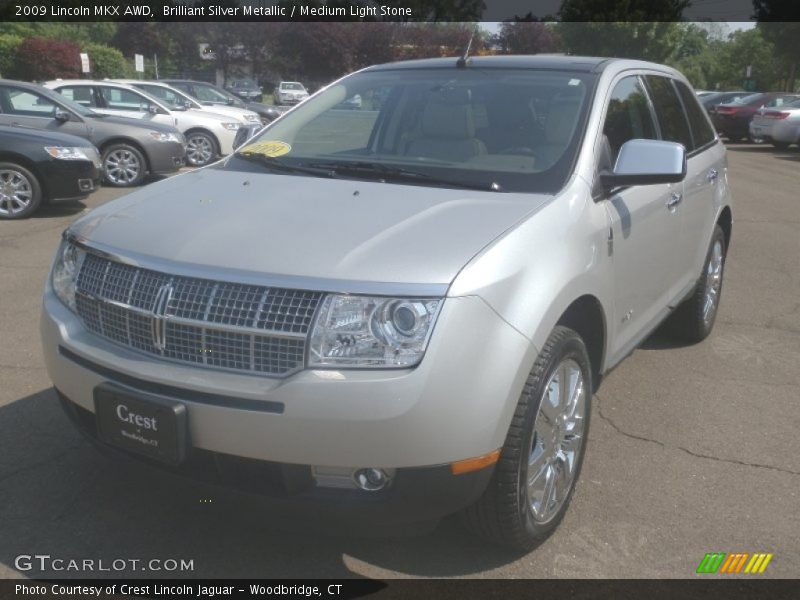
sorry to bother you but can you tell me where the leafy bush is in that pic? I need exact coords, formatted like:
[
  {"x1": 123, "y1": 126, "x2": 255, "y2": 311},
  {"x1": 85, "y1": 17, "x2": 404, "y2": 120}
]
[
  {"x1": 0, "y1": 34, "x2": 22, "y2": 78},
  {"x1": 84, "y1": 43, "x2": 131, "y2": 78}
]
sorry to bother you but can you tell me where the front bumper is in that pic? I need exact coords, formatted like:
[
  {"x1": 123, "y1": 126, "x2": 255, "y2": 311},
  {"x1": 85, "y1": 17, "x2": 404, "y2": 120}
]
[
  {"x1": 58, "y1": 389, "x2": 494, "y2": 525},
  {"x1": 43, "y1": 160, "x2": 101, "y2": 203},
  {"x1": 145, "y1": 140, "x2": 186, "y2": 175},
  {"x1": 41, "y1": 289, "x2": 534, "y2": 469}
]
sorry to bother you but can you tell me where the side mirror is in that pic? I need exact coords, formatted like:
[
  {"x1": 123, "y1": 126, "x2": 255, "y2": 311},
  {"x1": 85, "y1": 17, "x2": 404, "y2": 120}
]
[
  {"x1": 600, "y1": 139, "x2": 686, "y2": 190},
  {"x1": 54, "y1": 107, "x2": 70, "y2": 122}
]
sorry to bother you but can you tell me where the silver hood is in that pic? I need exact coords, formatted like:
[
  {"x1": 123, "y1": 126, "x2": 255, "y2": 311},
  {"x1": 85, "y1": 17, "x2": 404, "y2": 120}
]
[{"x1": 69, "y1": 168, "x2": 550, "y2": 290}]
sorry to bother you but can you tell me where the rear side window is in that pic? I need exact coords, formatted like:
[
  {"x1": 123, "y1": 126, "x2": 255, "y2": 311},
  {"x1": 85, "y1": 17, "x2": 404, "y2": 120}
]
[
  {"x1": 602, "y1": 76, "x2": 658, "y2": 162},
  {"x1": 57, "y1": 85, "x2": 97, "y2": 108},
  {"x1": 674, "y1": 80, "x2": 716, "y2": 149},
  {"x1": 644, "y1": 75, "x2": 692, "y2": 150}
]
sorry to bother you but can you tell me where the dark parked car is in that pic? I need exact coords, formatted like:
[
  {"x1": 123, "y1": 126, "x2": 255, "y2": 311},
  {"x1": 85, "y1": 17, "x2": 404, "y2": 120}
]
[
  {"x1": 161, "y1": 79, "x2": 286, "y2": 124},
  {"x1": 700, "y1": 91, "x2": 750, "y2": 115},
  {"x1": 0, "y1": 124, "x2": 100, "y2": 219},
  {"x1": 711, "y1": 92, "x2": 800, "y2": 142},
  {"x1": 0, "y1": 80, "x2": 185, "y2": 187},
  {"x1": 225, "y1": 80, "x2": 263, "y2": 102}
]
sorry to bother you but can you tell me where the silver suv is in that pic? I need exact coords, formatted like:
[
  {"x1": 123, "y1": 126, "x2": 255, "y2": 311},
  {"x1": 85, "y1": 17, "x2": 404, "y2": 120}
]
[{"x1": 42, "y1": 56, "x2": 732, "y2": 550}]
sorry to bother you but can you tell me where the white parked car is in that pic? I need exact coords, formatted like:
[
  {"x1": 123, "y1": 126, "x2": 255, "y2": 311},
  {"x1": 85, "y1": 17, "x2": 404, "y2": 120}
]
[
  {"x1": 44, "y1": 80, "x2": 245, "y2": 166},
  {"x1": 112, "y1": 79, "x2": 262, "y2": 129},
  {"x1": 274, "y1": 81, "x2": 309, "y2": 106},
  {"x1": 749, "y1": 98, "x2": 800, "y2": 149}
]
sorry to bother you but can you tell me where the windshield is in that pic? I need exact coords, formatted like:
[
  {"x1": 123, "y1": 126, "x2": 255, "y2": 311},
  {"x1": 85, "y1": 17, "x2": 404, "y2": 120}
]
[
  {"x1": 38, "y1": 87, "x2": 95, "y2": 117},
  {"x1": 233, "y1": 68, "x2": 595, "y2": 193},
  {"x1": 137, "y1": 84, "x2": 198, "y2": 110},
  {"x1": 735, "y1": 93, "x2": 765, "y2": 105},
  {"x1": 281, "y1": 83, "x2": 305, "y2": 91},
  {"x1": 195, "y1": 84, "x2": 242, "y2": 106}
]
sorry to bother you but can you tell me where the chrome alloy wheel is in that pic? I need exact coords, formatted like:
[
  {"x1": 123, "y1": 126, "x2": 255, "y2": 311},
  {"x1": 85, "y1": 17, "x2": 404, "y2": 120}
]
[
  {"x1": 703, "y1": 239, "x2": 724, "y2": 325},
  {"x1": 526, "y1": 358, "x2": 587, "y2": 524},
  {"x1": 0, "y1": 168, "x2": 34, "y2": 217},
  {"x1": 186, "y1": 134, "x2": 214, "y2": 166},
  {"x1": 104, "y1": 148, "x2": 142, "y2": 185}
]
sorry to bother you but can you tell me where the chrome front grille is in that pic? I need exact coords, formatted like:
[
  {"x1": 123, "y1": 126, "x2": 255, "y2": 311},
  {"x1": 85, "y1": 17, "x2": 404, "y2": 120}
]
[{"x1": 74, "y1": 253, "x2": 322, "y2": 377}]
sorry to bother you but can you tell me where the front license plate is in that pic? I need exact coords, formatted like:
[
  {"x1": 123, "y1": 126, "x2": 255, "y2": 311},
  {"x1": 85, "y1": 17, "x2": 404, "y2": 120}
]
[{"x1": 94, "y1": 384, "x2": 188, "y2": 465}]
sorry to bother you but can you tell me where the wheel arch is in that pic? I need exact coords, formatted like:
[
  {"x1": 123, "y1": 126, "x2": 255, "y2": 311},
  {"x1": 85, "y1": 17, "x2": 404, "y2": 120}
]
[
  {"x1": 99, "y1": 138, "x2": 151, "y2": 174},
  {"x1": 184, "y1": 127, "x2": 220, "y2": 155},
  {"x1": 0, "y1": 152, "x2": 48, "y2": 202},
  {"x1": 554, "y1": 294, "x2": 607, "y2": 392},
  {"x1": 716, "y1": 205, "x2": 732, "y2": 251}
]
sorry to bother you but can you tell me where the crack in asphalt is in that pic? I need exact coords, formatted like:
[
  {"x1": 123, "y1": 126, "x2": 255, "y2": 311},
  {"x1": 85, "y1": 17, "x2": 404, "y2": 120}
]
[
  {"x1": 0, "y1": 444, "x2": 85, "y2": 485},
  {"x1": 595, "y1": 394, "x2": 800, "y2": 477}
]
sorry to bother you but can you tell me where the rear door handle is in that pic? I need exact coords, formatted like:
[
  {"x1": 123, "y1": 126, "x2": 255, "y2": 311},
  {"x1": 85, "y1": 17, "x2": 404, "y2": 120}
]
[
  {"x1": 707, "y1": 168, "x2": 719, "y2": 183},
  {"x1": 667, "y1": 192, "x2": 683, "y2": 210}
]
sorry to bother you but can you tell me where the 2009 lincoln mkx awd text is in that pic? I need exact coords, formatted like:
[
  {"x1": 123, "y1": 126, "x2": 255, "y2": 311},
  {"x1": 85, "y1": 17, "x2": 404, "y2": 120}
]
[{"x1": 42, "y1": 55, "x2": 732, "y2": 550}]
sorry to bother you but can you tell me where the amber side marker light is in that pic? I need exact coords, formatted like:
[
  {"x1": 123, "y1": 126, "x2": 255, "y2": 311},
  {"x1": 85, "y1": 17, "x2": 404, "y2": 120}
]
[{"x1": 450, "y1": 449, "x2": 501, "y2": 475}]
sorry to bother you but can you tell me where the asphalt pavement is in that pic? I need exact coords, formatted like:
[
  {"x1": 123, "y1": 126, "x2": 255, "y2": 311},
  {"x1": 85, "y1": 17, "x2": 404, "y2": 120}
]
[{"x1": 0, "y1": 145, "x2": 798, "y2": 579}]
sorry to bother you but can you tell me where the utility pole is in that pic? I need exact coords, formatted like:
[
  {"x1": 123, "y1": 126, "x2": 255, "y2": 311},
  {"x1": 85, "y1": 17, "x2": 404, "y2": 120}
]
[{"x1": 154, "y1": 54, "x2": 159, "y2": 80}]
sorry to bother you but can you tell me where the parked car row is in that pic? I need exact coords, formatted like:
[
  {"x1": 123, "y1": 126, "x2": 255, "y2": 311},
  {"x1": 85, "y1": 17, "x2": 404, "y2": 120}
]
[
  {"x1": 706, "y1": 91, "x2": 800, "y2": 146},
  {"x1": 0, "y1": 76, "x2": 297, "y2": 218}
]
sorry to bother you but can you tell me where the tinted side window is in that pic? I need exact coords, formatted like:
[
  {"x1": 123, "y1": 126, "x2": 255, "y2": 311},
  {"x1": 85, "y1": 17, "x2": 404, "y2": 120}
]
[
  {"x1": 674, "y1": 80, "x2": 716, "y2": 149},
  {"x1": 57, "y1": 85, "x2": 97, "y2": 108},
  {"x1": 602, "y1": 76, "x2": 658, "y2": 162},
  {"x1": 99, "y1": 87, "x2": 151, "y2": 111},
  {"x1": 644, "y1": 75, "x2": 692, "y2": 150}
]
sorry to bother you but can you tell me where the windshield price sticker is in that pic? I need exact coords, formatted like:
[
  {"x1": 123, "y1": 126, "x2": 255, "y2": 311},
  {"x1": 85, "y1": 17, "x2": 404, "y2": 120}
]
[{"x1": 239, "y1": 141, "x2": 292, "y2": 158}]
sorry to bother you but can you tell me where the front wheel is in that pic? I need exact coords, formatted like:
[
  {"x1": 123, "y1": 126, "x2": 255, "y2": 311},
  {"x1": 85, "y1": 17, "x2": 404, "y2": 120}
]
[
  {"x1": 102, "y1": 144, "x2": 147, "y2": 187},
  {"x1": 462, "y1": 326, "x2": 592, "y2": 551},
  {"x1": 0, "y1": 162, "x2": 42, "y2": 219},
  {"x1": 668, "y1": 225, "x2": 726, "y2": 343},
  {"x1": 185, "y1": 131, "x2": 218, "y2": 167}
]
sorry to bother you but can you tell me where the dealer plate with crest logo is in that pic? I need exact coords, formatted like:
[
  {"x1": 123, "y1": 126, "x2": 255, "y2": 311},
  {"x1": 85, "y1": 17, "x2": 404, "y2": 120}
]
[{"x1": 94, "y1": 383, "x2": 188, "y2": 465}]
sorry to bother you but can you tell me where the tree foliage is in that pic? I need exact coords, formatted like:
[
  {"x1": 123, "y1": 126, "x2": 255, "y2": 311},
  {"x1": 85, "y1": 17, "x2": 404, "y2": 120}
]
[
  {"x1": 556, "y1": 22, "x2": 684, "y2": 63},
  {"x1": 0, "y1": 34, "x2": 23, "y2": 78},
  {"x1": 83, "y1": 43, "x2": 131, "y2": 79},
  {"x1": 493, "y1": 22, "x2": 561, "y2": 55},
  {"x1": 13, "y1": 37, "x2": 82, "y2": 81}
]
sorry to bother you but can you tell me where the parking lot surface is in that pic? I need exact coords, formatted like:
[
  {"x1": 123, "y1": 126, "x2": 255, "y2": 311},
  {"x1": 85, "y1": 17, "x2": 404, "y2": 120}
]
[{"x1": 1, "y1": 146, "x2": 798, "y2": 579}]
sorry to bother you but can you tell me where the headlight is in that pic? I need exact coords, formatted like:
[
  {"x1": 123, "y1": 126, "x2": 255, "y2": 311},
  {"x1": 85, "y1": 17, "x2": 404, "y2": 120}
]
[
  {"x1": 52, "y1": 241, "x2": 86, "y2": 312},
  {"x1": 221, "y1": 122, "x2": 241, "y2": 131},
  {"x1": 309, "y1": 295, "x2": 442, "y2": 368},
  {"x1": 149, "y1": 131, "x2": 182, "y2": 143},
  {"x1": 45, "y1": 146, "x2": 92, "y2": 161}
]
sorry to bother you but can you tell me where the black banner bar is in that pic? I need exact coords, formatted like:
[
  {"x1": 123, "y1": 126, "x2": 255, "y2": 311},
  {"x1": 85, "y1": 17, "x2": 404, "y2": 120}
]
[{"x1": 1, "y1": 579, "x2": 798, "y2": 600}]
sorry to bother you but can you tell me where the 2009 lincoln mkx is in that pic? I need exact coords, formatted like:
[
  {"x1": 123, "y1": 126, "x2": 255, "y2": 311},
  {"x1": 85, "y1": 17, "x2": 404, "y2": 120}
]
[{"x1": 42, "y1": 55, "x2": 732, "y2": 550}]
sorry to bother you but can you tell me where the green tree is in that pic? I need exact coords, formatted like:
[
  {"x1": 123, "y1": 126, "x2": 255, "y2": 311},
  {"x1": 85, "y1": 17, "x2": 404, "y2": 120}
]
[
  {"x1": 556, "y1": 22, "x2": 685, "y2": 62},
  {"x1": 494, "y1": 22, "x2": 561, "y2": 54},
  {"x1": 0, "y1": 34, "x2": 22, "y2": 78}
]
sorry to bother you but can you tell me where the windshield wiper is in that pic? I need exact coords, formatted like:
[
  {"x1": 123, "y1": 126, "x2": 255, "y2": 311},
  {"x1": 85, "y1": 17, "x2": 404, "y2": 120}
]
[
  {"x1": 234, "y1": 152, "x2": 336, "y2": 179},
  {"x1": 306, "y1": 160, "x2": 503, "y2": 192}
]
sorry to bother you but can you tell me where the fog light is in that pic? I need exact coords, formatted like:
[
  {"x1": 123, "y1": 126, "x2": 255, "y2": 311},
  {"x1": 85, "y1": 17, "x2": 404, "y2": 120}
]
[
  {"x1": 78, "y1": 179, "x2": 94, "y2": 192},
  {"x1": 353, "y1": 468, "x2": 392, "y2": 492}
]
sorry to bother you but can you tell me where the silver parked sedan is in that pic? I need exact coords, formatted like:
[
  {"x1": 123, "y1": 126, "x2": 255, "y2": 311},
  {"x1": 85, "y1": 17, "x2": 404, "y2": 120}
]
[
  {"x1": 42, "y1": 56, "x2": 732, "y2": 550},
  {"x1": 749, "y1": 98, "x2": 800, "y2": 149}
]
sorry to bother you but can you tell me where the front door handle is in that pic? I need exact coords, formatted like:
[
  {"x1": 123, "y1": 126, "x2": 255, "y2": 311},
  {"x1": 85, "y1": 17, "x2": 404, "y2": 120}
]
[
  {"x1": 707, "y1": 168, "x2": 719, "y2": 183},
  {"x1": 666, "y1": 192, "x2": 683, "y2": 210}
]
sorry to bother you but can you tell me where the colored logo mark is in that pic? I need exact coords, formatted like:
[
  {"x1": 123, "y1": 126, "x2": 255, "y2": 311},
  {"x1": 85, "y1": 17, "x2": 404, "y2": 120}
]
[{"x1": 696, "y1": 552, "x2": 773, "y2": 574}]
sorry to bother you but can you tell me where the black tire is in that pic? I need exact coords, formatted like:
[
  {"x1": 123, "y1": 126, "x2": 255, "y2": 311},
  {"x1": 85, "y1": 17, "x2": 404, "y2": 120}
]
[
  {"x1": 462, "y1": 326, "x2": 592, "y2": 551},
  {"x1": 0, "y1": 162, "x2": 43, "y2": 219},
  {"x1": 101, "y1": 143, "x2": 147, "y2": 187},
  {"x1": 772, "y1": 141, "x2": 790, "y2": 150},
  {"x1": 668, "y1": 225, "x2": 726, "y2": 343},
  {"x1": 185, "y1": 131, "x2": 218, "y2": 167}
]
